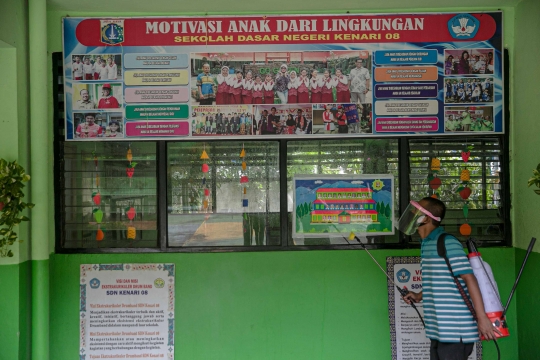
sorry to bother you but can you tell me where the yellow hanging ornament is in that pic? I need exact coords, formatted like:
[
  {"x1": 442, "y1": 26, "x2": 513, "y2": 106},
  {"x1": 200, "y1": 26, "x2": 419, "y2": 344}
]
[
  {"x1": 96, "y1": 174, "x2": 100, "y2": 187},
  {"x1": 460, "y1": 169, "x2": 470, "y2": 182},
  {"x1": 430, "y1": 158, "x2": 441, "y2": 171},
  {"x1": 240, "y1": 149, "x2": 246, "y2": 158},
  {"x1": 127, "y1": 226, "x2": 136, "y2": 239},
  {"x1": 242, "y1": 161, "x2": 247, "y2": 171},
  {"x1": 127, "y1": 148, "x2": 133, "y2": 162},
  {"x1": 200, "y1": 150, "x2": 209, "y2": 160}
]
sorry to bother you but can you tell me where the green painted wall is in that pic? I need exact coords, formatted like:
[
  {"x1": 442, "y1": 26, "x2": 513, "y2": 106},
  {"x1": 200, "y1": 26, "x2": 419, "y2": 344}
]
[
  {"x1": 513, "y1": 0, "x2": 540, "y2": 357},
  {"x1": 0, "y1": 264, "x2": 22, "y2": 360},
  {"x1": 0, "y1": 0, "x2": 32, "y2": 359},
  {"x1": 515, "y1": 249, "x2": 540, "y2": 359},
  {"x1": 0, "y1": 261, "x2": 31, "y2": 360},
  {"x1": 513, "y1": 0, "x2": 540, "y2": 252},
  {"x1": 50, "y1": 249, "x2": 518, "y2": 359}
]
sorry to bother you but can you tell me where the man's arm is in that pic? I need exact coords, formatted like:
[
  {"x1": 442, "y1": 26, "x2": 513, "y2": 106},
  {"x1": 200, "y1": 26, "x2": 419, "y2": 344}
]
[
  {"x1": 460, "y1": 273, "x2": 499, "y2": 340},
  {"x1": 403, "y1": 291, "x2": 422, "y2": 304}
]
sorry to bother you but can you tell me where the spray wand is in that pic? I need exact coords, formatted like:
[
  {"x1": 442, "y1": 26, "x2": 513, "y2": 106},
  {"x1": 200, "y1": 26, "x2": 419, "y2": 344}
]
[{"x1": 344, "y1": 232, "x2": 425, "y2": 327}]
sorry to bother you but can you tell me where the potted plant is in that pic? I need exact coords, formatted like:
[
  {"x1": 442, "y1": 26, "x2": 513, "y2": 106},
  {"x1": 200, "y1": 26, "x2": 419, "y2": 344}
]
[
  {"x1": 0, "y1": 159, "x2": 34, "y2": 257},
  {"x1": 527, "y1": 163, "x2": 540, "y2": 195}
]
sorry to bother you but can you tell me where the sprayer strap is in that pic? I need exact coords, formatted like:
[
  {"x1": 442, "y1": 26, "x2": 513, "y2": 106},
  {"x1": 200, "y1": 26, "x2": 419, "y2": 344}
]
[{"x1": 437, "y1": 233, "x2": 478, "y2": 322}]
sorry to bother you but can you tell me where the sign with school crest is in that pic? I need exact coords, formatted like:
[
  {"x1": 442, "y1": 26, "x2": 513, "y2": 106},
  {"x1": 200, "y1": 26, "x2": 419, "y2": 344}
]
[
  {"x1": 100, "y1": 19, "x2": 124, "y2": 45},
  {"x1": 80, "y1": 263, "x2": 175, "y2": 360},
  {"x1": 63, "y1": 12, "x2": 503, "y2": 141}
]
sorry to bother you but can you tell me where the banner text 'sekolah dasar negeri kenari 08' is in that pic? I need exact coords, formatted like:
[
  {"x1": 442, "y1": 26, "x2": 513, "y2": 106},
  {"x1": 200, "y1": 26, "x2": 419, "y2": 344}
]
[{"x1": 62, "y1": 12, "x2": 503, "y2": 141}]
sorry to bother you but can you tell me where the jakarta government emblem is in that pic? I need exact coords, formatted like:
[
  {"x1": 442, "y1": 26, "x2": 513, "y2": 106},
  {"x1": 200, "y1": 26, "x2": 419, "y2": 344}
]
[
  {"x1": 447, "y1": 14, "x2": 480, "y2": 39},
  {"x1": 101, "y1": 20, "x2": 124, "y2": 45}
]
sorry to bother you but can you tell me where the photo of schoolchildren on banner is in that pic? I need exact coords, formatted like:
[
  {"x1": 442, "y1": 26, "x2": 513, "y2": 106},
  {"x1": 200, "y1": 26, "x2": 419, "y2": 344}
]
[
  {"x1": 444, "y1": 77, "x2": 494, "y2": 104},
  {"x1": 190, "y1": 51, "x2": 372, "y2": 107},
  {"x1": 73, "y1": 112, "x2": 124, "y2": 139},
  {"x1": 191, "y1": 105, "x2": 253, "y2": 136},
  {"x1": 253, "y1": 104, "x2": 312, "y2": 135},
  {"x1": 444, "y1": 106, "x2": 494, "y2": 133},
  {"x1": 71, "y1": 54, "x2": 122, "y2": 81},
  {"x1": 312, "y1": 103, "x2": 372, "y2": 135},
  {"x1": 444, "y1": 48, "x2": 495, "y2": 75}
]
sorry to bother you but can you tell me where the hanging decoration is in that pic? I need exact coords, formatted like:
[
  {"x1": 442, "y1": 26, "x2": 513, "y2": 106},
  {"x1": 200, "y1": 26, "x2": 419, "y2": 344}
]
[
  {"x1": 240, "y1": 144, "x2": 248, "y2": 208},
  {"x1": 201, "y1": 145, "x2": 210, "y2": 211},
  {"x1": 126, "y1": 145, "x2": 137, "y2": 186},
  {"x1": 124, "y1": 145, "x2": 137, "y2": 242},
  {"x1": 457, "y1": 144, "x2": 474, "y2": 236},
  {"x1": 427, "y1": 156, "x2": 441, "y2": 198},
  {"x1": 92, "y1": 151, "x2": 104, "y2": 243},
  {"x1": 126, "y1": 205, "x2": 136, "y2": 241}
]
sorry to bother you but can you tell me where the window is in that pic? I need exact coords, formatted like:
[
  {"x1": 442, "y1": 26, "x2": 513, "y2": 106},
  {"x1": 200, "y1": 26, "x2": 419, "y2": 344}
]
[{"x1": 53, "y1": 52, "x2": 510, "y2": 252}]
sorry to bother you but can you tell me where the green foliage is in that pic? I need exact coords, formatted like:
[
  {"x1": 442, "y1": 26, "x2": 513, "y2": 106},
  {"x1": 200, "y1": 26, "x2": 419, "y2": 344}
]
[
  {"x1": 527, "y1": 163, "x2": 540, "y2": 195},
  {"x1": 0, "y1": 159, "x2": 34, "y2": 257}
]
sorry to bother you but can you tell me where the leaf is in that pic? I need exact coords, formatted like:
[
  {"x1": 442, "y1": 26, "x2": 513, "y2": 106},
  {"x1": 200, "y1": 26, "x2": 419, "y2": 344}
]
[
  {"x1": 131, "y1": 162, "x2": 138, "y2": 168},
  {"x1": 7, "y1": 250, "x2": 13, "y2": 257},
  {"x1": 20, "y1": 216, "x2": 29, "y2": 221},
  {"x1": 535, "y1": 189, "x2": 540, "y2": 195}
]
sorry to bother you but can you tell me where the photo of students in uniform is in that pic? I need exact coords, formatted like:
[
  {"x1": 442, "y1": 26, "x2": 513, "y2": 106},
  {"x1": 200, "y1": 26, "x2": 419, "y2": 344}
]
[
  {"x1": 190, "y1": 51, "x2": 372, "y2": 106},
  {"x1": 444, "y1": 106, "x2": 494, "y2": 133},
  {"x1": 311, "y1": 103, "x2": 371, "y2": 135},
  {"x1": 73, "y1": 112, "x2": 124, "y2": 139},
  {"x1": 191, "y1": 105, "x2": 253, "y2": 136},
  {"x1": 70, "y1": 54, "x2": 122, "y2": 81},
  {"x1": 253, "y1": 104, "x2": 312, "y2": 135},
  {"x1": 98, "y1": 83, "x2": 122, "y2": 109},
  {"x1": 444, "y1": 77, "x2": 494, "y2": 104},
  {"x1": 443, "y1": 49, "x2": 495, "y2": 75}
]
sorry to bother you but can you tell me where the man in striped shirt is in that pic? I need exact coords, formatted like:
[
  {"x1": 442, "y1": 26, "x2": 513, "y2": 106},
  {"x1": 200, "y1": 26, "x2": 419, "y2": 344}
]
[{"x1": 402, "y1": 197, "x2": 498, "y2": 360}]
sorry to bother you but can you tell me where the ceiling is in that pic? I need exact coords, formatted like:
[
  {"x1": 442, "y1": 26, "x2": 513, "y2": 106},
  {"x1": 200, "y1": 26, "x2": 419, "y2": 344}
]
[{"x1": 47, "y1": 0, "x2": 522, "y2": 14}]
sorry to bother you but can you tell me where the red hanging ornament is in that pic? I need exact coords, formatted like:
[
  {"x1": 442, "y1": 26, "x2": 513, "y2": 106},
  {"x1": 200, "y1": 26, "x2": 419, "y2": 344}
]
[
  {"x1": 459, "y1": 187, "x2": 472, "y2": 200},
  {"x1": 429, "y1": 176, "x2": 441, "y2": 190}
]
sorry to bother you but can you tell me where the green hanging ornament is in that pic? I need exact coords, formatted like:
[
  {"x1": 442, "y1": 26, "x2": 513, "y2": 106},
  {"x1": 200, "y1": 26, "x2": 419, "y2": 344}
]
[{"x1": 463, "y1": 203, "x2": 469, "y2": 218}]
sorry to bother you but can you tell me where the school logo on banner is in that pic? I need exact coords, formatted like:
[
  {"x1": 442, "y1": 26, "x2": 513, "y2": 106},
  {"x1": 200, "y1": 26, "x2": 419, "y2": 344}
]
[
  {"x1": 89, "y1": 278, "x2": 101, "y2": 289},
  {"x1": 101, "y1": 19, "x2": 124, "y2": 45},
  {"x1": 448, "y1": 14, "x2": 480, "y2": 39},
  {"x1": 396, "y1": 268, "x2": 411, "y2": 283}
]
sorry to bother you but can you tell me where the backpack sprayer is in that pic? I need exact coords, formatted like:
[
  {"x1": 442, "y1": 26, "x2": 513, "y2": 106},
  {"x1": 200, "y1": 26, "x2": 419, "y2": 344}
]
[
  {"x1": 345, "y1": 230, "x2": 536, "y2": 360},
  {"x1": 466, "y1": 236, "x2": 536, "y2": 340}
]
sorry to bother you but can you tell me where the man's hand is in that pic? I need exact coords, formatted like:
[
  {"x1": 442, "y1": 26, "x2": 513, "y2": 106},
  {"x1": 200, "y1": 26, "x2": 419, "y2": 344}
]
[
  {"x1": 403, "y1": 291, "x2": 422, "y2": 304},
  {"x1": 477, "y1": 313, "x2": 501, "y2": 341},
  {"x1": 460, "y1": 273, "x2": 503, "y2": 341}
]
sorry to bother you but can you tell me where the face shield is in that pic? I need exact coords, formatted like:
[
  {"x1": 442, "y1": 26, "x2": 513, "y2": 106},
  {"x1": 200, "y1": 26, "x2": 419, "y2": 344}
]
[{"x1": 397, "y1": 201, "x2": 441, "y2": 235}]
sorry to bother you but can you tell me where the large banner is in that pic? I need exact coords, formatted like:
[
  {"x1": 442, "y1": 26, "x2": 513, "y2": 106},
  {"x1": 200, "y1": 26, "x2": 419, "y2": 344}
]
[
  {"x1": 386, "y1": 257, "x2": 481, "y2": 360},
  {"x1": 80, "y1": 263, "x2": 175, "y2": 359},
  {"x1": 63, "y1": 13, "x2": 503, "y2": 141}
]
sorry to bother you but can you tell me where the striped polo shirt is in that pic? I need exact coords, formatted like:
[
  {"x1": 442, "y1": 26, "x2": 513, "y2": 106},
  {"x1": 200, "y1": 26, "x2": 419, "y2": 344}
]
[{"x1": 421, "y1": 226, "x2": 480, "y2": 343}]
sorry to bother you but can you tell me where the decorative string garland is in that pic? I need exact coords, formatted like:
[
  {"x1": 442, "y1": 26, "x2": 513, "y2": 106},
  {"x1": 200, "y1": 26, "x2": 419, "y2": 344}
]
[
  {"x1": 240, "y1": 144, "x2": 248, "y2": 208},
  {"x1": 92, "y1": 151, "x2": 104, "y2": 243},
  {"x1": 458, "y1": 144, "x2": 474, "y2": 236},
  {"x1": 201, "y1": 145, "x2": 210, "y2": 211},
  {"x1": 126, "y1": 145, "x2": 137, "y2": 241},
  {"x1": 428, "y1": 157, "x2": 442, "y2": 198}
]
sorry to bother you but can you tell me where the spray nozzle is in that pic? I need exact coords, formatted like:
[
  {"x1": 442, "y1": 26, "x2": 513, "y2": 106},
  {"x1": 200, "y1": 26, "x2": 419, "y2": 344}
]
[{"x1": 467, "y1": 237, "x2": 479, "y2": 254}]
